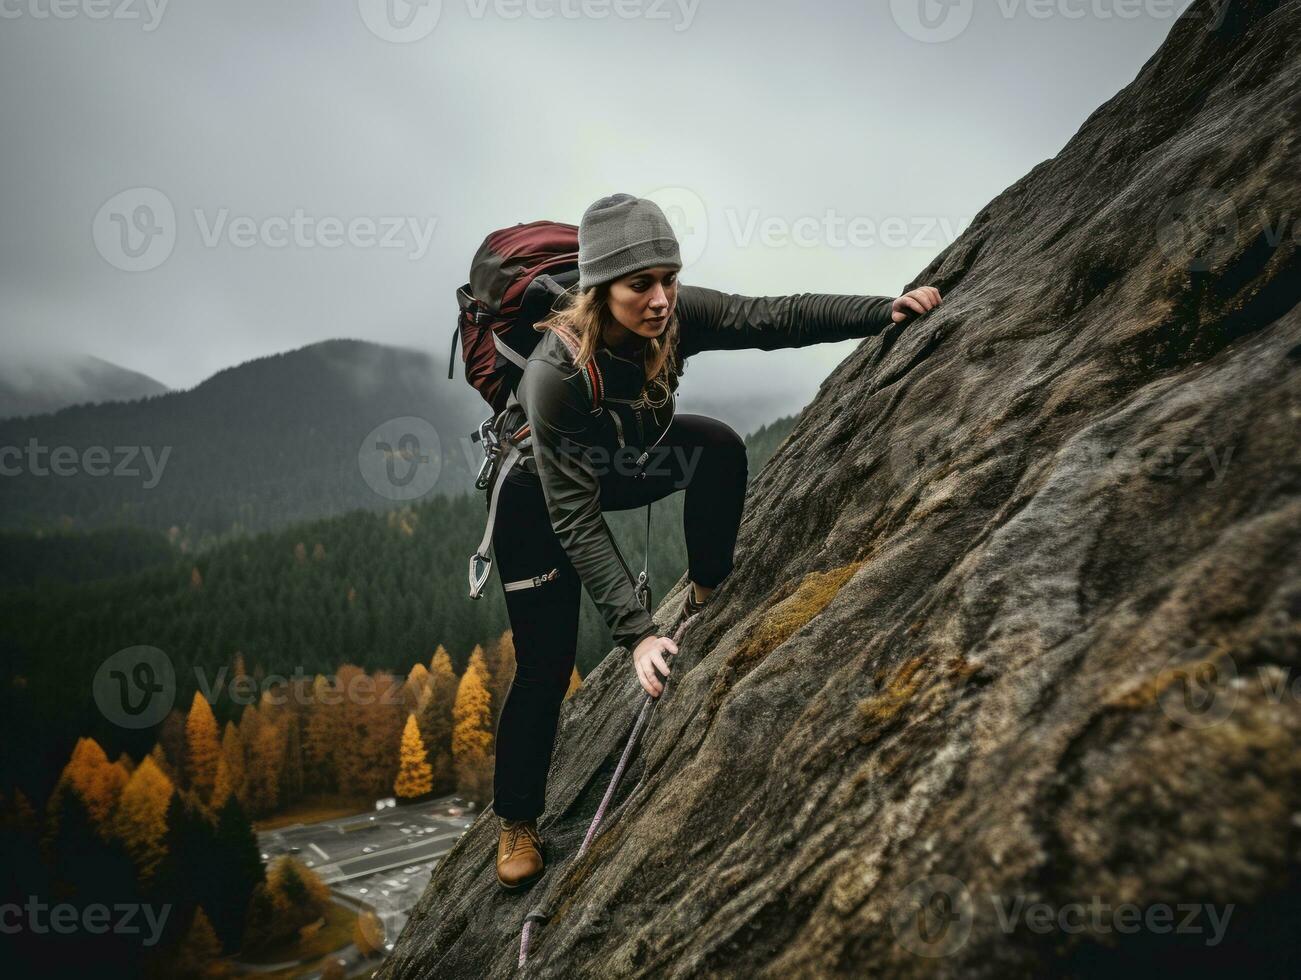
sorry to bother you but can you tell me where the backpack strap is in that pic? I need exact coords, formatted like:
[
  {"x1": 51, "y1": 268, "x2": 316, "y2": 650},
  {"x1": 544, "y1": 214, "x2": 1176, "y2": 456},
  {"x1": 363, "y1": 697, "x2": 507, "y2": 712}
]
[{"x1": 549, "y1": 324, "x2": 604, "y2": 415}]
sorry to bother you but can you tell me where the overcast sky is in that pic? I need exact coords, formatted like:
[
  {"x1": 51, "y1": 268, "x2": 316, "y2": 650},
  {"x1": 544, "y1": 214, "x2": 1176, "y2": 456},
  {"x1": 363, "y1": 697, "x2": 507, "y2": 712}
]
[{"x1": 1, "y1": 0, "x2": 1193, "y2": 424}]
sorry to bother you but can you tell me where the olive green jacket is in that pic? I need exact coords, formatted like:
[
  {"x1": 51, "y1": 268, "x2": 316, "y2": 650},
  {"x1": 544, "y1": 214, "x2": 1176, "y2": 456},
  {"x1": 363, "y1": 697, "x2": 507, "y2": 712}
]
[{"x1": 512, "y1": 284, "x2": 897, "y2": 651}]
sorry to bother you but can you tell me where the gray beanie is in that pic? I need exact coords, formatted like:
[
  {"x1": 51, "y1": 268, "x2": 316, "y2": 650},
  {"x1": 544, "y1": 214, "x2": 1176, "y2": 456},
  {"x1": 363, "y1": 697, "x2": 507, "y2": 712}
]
[{"x1": 577, "y1": 193, "x2": 682, "y2": 292}]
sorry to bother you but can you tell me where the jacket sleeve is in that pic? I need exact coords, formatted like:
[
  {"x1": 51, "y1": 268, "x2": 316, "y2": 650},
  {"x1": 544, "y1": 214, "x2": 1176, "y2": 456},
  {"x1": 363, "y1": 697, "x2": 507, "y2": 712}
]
[
  {"x1": 516, "y1": 359, "x2": 660, "y2": 652},
  {"x1": 675, "y1": 284, "x2": 897, "y2": 359}
]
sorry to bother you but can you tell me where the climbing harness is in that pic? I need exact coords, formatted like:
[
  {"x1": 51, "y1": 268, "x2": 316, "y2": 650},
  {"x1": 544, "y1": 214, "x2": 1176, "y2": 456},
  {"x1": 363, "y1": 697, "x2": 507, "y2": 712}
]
[
  {"x1": 516, "y1": 602, "x2": 700, "y2": 970},
  {"x1": 464, "y1": 400, "x2": 656, "y2": 603},
  {"x1": 467, "y1": 400, "x2": 533, "y2": 599}
]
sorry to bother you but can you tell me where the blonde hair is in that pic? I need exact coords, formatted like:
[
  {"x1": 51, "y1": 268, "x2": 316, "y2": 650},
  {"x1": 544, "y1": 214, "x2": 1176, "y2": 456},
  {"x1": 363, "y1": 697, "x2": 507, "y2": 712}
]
[{"x1": 534, "y1": 281, "x2": 682, "y2": 409}]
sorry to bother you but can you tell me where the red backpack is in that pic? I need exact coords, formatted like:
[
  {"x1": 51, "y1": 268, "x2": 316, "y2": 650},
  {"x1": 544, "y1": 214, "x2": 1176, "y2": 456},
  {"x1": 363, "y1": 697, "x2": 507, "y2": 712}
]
[
  {"x1": 453, "y1": 221, "x2": 652, "y2": 607},
  {"x1": 449, "y1": 220, "x2": 592, "y2": 415}
]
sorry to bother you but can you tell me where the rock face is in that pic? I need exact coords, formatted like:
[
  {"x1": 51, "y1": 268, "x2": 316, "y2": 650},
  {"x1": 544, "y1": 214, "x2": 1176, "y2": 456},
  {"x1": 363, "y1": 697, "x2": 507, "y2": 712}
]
[{"x1": 382, "y1": 2, "x2": 1300, "y2": 976}]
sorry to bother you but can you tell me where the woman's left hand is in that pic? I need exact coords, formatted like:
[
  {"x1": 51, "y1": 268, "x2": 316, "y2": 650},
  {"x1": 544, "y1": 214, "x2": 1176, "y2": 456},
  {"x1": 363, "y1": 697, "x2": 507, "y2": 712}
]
[{"x1": 891, "y1": 286, "x2": 943, "y2": 323}]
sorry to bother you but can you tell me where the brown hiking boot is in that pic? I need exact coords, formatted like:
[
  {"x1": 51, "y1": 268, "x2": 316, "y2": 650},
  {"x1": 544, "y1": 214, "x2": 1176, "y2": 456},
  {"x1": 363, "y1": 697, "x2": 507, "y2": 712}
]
[
  {"x1": 496, "y1": 817, "x2": 544, "y2": 890},
  {"x1": 664, "y1": 583, "x2": 709, "y2": 636}
]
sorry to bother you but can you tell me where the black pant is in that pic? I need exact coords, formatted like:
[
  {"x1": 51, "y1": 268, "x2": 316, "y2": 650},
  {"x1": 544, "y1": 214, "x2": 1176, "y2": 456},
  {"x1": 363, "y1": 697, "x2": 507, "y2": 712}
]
[{"x1": 490, "y1": 413, "x2": 748, "y2": 821}]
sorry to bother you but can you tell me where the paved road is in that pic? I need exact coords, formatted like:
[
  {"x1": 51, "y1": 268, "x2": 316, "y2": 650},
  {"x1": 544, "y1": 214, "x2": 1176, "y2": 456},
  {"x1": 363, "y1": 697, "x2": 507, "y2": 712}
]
[
  {"x1": 320, "y1": 829, "x2": 464, "y2": 883},
  {"x1": 257, "y1": 795, "x2": 475, "y2": 878},
  {"x1": 251, "y1": 795, "x2": 479, "y2": 973}
]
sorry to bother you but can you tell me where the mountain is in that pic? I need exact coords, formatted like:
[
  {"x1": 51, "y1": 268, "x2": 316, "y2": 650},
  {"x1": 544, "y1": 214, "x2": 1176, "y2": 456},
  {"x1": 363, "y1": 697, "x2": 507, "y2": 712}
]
[
  {"x1": 0, "y1": 351, "x2": 168, "y2": 420},
  {"x1": 380, "y1": 2, "x2": 1300, "y2": 976},
  {"x1": 0, "y1": 339, "x2": 487, "y2": 543}
]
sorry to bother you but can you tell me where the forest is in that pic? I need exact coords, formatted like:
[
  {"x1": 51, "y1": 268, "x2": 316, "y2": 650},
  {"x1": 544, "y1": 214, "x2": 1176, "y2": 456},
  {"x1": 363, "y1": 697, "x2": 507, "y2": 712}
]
[{"x1": 0, "y1": 412, "x2": 796, "y2": 976}]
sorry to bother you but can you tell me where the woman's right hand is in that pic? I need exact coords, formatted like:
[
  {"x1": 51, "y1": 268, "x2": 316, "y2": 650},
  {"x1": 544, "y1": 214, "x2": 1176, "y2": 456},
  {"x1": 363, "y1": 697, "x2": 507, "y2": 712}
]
[{"x1": 632, "y1": 634, "x2": 678, "y2": 698}]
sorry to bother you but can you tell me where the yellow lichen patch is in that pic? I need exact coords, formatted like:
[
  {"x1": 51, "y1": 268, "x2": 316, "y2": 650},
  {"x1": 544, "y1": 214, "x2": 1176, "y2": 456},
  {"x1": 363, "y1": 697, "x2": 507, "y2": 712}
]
[
  {"x1": 704, "y1": 560, "x2": 866, "y2": 716},
  {"x1": 730, "y1": 560, "x2": 865, "y2": 672},
  {"x1": 858, "y1": 656, "x2": 928, "y2": 730},
  {"x1": 1110, "y1": 644, "x2": 1232, "y2": 712}
]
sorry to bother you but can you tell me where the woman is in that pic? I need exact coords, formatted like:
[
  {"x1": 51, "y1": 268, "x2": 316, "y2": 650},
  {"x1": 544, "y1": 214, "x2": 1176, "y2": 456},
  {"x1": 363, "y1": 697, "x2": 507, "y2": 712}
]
[{"x1": 490, "y1": 193, "x2": 942, "y2": 889}]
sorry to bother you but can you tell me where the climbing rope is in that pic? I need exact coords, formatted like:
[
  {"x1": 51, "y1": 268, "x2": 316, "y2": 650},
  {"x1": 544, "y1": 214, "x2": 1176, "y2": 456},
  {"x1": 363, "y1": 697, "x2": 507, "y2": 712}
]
[{"x1": 517, "y1": 605, "x2": 699, "y2": 970}]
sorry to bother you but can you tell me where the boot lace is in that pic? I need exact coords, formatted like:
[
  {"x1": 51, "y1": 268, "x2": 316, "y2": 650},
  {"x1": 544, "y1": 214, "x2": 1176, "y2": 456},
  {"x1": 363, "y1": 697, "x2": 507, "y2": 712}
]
[{"x1": 504, "y1": 820, "x2": 540, "y2": 857}]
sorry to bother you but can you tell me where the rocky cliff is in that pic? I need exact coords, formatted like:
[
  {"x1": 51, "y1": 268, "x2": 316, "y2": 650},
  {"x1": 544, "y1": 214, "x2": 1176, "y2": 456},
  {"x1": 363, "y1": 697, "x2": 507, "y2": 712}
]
[{"x1": 381, "y1": 1, "x2": 1300, "y2": 975}]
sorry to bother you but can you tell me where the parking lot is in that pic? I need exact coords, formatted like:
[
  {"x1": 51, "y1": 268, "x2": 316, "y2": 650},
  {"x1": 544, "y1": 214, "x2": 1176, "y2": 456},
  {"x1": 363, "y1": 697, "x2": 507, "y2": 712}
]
[{"x1": 256, "y1": 794, "x2": 478, "y2": 954}]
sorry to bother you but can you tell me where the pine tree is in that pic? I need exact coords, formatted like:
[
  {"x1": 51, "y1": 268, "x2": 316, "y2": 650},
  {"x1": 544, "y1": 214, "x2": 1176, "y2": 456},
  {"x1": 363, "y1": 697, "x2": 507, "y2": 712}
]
[
  {"x1": 112, "y1": 754, "x2": 174, "y2": 882},
  {"x1": 394, "y1": 714, "x2": 433, "y2": 799},
  {"x1": 452, "y1": 650, "x2": 494, "y2": 805},
  {"x1": 210, "y1": 795, "x2": 264, "y2": 951},
  {"x1": 42, "y1": 787, "x2": 141, "y2": 975},
  {"x1": 420, "y1": 648, "x2": 458, "y2": 795},
  {"x1": 155, "y1": 790, "x2": 219, "y2": 949},
  {"x1": 186, "y1": 692, "x2": 221, "y2": 801}
]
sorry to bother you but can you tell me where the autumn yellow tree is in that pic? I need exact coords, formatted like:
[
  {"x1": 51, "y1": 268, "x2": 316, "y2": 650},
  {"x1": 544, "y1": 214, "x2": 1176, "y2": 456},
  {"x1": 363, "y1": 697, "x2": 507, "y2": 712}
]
[
  {"x1": 156, "y1": 709, "x2": 188, "y2": 782},
  {"x1": 354, "y1": 909, "x2": 385, "y2": 957},
  {"x1": 452, "y1": 649, "x2": 494, "y2": 805},
  {"x1": 237, "y1": 703, "x2": 261, "y2": 758},
  {"x1": 212, "y1": 721, "x2": 246, "y2": 808},
  {"x1": 186, "y1": 692, "x2": 221, "y2": 801},
  {"x1": 565, "y1": 665, "x2": 582, "y2": 699},
  {"x1": 394, "y1": 714, "x2": 433, "y2": 800},
  {"x1": 243, "y1": 856, "x2": 332, "y2": 951},
  {"x1": 50, "y1": 737, "x2": 129, "y2": 835},
  {"x1": 403, "y1": 662, "x2": 430, "y2": 713},
  {"x1": 148, "y1": 742, "x2": 175, "y2": 783},
  {"x1": 334, "y1": 666, "x2": 404, "y2": 800},
  {"x1": 244, "y1": 718, "x2": 285, "y2": 817},
  {"x1": 418, "y1": 649, "x2": 458, "y2": 794},
  {"x1": 175, "y1": 906, "x2": 229, "y2": 978},
  {"x1": 302, "y1": 675, "x2": 340, "y2": 793},
  {"x1": 112, "y1": 755, "x2": 174, "y2": 881}
]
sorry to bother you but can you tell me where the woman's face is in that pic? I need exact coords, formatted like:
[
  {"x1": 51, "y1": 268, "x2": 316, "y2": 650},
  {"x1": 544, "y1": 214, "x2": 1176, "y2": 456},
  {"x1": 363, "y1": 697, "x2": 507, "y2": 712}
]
[{"x1": 604, "y1": 266, "x2": 679, "y2": 345}]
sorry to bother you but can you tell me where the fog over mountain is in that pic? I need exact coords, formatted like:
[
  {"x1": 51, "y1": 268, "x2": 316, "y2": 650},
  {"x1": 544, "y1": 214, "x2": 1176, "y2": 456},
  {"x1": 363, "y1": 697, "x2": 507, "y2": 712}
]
[{"x1": 1, "y1": 0, "x2": 1192, "y2": 424}]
